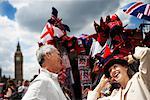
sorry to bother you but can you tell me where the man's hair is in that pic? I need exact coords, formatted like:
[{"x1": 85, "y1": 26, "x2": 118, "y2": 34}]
[{"x1": 36, "y1": 45, "x2": 57, "y2": 66}]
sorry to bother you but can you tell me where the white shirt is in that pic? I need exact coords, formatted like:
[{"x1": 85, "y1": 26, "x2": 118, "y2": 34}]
[{"x1": 22, "y1": 68, "x2": 67, "y2": 100}]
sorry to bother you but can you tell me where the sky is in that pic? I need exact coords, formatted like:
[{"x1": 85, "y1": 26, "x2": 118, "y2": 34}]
[{"x1": 0, "y1": 0, "x2": 149, "y2": 80}]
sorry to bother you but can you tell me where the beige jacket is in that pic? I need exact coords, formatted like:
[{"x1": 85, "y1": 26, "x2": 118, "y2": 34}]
[{"x1": 87, "y1": 47, "x2": 150, "y2": 100}]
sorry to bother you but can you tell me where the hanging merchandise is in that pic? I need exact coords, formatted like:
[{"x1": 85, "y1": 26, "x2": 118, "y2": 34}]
[{"x1": 78, "y1": 55, "x2": 92, "y2": 99}]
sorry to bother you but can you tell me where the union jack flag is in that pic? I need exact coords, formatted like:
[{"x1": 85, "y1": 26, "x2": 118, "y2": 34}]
[{"x1": 122, "y1": 2, "x2": 150, "y2": 21}]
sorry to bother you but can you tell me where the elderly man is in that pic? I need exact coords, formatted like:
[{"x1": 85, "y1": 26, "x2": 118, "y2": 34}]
[
  {"x1": 22, "y1": 44, "x2": 67, "y2": 100},
  {"x1": 87, "y1": 46, "x2": 150, "y2": 100}
]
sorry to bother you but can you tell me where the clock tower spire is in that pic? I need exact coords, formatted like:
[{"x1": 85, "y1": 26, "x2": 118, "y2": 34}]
[{"x1": 14, "y1": 41, "x2": 23, "y2": 81}]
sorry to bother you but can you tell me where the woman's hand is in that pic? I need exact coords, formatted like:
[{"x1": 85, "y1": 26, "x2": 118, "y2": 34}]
[
  {"x1": 124, "y1": 55, "x2": 135, "y2": 64},
  {"x1": 94, "y1": 75, "x2": 110, "y2": 93}
]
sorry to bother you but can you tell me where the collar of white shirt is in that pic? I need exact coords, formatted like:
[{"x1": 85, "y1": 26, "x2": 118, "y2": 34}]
[{"x1": 40, "y1": 68, "x2": 58, "y2": 80}]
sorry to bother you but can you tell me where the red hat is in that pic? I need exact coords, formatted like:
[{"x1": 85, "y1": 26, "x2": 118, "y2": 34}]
[
  {"x1": 111, "y1": 14, "x2": 118, "y2": 21},
  {"x1": 103, "y1": 54, "x2": 128, "y2": 78}
]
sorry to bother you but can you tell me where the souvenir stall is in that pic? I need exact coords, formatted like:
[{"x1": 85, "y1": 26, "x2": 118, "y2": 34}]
[{"x1": 38, "y1": 5, "x2": 150, "y2": 99}]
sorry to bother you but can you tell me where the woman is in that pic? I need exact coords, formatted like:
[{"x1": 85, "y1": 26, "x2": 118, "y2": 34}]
[
  {"x1": 87, "y1": 46, "x2": 150, "y2": 100},
  {"x1": 4, "y1": 80, "x2": 16, "y2": 100}
]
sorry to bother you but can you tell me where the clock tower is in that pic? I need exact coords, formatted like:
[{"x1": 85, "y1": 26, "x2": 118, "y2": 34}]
[{"x1": 14, "y1": 42, "x2": 23, "y2": 81}]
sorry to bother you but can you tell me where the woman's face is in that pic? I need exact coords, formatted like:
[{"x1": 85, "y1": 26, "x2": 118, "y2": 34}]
[{"x1": 109, "y1": 64, "x2": 128, "y2": 84}]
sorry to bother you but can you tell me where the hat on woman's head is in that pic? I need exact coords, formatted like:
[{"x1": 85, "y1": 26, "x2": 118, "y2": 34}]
[
  {"x1": 103, "y1": 54, "x2": 128, "y2": 78},
  {"x1": 111, "y1": 14, "x2": 119, "y2": 21}
]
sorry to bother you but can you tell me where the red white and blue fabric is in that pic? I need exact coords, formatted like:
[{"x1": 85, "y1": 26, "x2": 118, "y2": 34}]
[
  {"x1": 107, "y1": 21, "x2": 122, "y2": 29},
  {"x1": 122, "y1": 2, "x2": 150, "y2": 21},
  {"x1": 99, "y1": 38, "x2": 113, "y2": 59},
  {"x1": 89, "y1": 38, "x2": 102, "y2": 57},
  {"x1": 39, "y1": 22, "x2": 65, "y2": 45}
]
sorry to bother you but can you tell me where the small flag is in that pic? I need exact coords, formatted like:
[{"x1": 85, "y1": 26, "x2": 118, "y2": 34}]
[
  {"x1": 38, "y1": 22, "x2": 65, "y2": 45},
  {"x1": 103, "y1": 44, "x2": 111, "y2": 58}
]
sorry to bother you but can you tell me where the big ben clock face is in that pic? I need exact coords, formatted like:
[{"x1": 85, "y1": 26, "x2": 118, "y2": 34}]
[{"x1": 16, "y1": 57, "x2": 21, "y2": 61}]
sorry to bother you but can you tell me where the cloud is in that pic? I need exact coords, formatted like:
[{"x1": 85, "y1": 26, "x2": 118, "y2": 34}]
[
  {"x1": 23, "y1": 62, "x2": 40, "y2": 80},
  {"x1": 14, "y1": 0, "x2": 120, "y2": 34},
  {"x1": 0, "y1": 16, "x2": 17, "y2": 74},
  {"x1": 15, "y1": 1, "x2": 51, "y2": 33},
  {"x1": 8, "y1": 0, "x2": 31, "y2": 9}
]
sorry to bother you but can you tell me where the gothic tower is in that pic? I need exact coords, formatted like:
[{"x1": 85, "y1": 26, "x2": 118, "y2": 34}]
[{"x1": 14, "y1": 42, "x2": 23, "y2": 81}]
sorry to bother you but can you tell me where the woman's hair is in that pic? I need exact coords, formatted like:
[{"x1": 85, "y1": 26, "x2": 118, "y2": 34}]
[
  {"x1": 104, "y1": 59, "x2": 128, "y2": 78},
  {"x1": 127, "y1": 66, "x2": 135, "y2": 79},
  {"x1": 118, "y1": 61, "x2": 139, "y2": 79},
  {"x1": 127, "y1": 60, "x2": 140, "y2": 79},
  {"x1": 8, "y1": 80, "x2": 16, "y2": 87}
]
